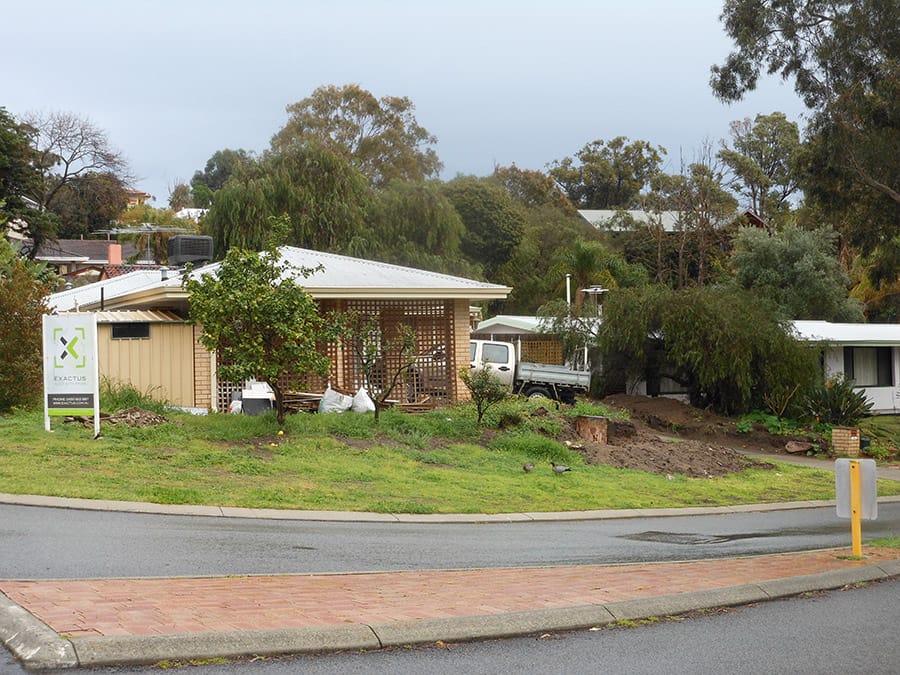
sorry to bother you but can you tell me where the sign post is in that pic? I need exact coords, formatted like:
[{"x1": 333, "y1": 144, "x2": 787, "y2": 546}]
[
  {"x1": 42, "y1": 313, "x2": 100, "y2": 437},
  {"x1": 835, "y1": 458, "x2": 878, "y2": 556}
]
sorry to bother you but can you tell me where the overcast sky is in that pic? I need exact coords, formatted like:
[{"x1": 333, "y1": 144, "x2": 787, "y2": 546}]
[{"x1": 4, "y1": 1, "x2": 807, "y2": 206}]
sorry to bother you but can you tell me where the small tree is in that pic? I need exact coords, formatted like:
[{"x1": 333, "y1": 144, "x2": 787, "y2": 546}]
[
  {"x1": 334, "y1": 310, "x2": 417, "y2": 423},
  {"x1": 460, "y1": 366, "x2": 509, "y2": 426},
  {"x1": 185, "y1": 247, "x2": 331, "y2": 425}
]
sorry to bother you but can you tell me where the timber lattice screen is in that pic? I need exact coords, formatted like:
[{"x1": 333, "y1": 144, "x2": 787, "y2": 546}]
[{"x1": 214, "y1": 299, "x2": 454, "y2": 411}]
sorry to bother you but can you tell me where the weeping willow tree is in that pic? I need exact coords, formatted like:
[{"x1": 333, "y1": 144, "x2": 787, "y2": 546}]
[
  {"x1": 363, "y1": 179, "x2": 478, "y2": 276},
  {"x1": 202, "y1": 144, "x2": 371, "y2": 256},
  {"x1": 596, "y1": 285, "x2": 819, "y2": 414}
]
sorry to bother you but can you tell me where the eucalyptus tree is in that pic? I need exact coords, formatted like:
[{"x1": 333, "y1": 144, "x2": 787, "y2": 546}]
[
  {"x1": 718, "y1": 112, "x2": 801, "y2": 226},
  {"x1": 272, "y1": 84, "x2": 442, "y2": 187},
  {"x1": 711, "y1": 0, "x2": 899, "y2": 279},
  {"x1": 547, "y1": 136, "x2": 665, "y2": 209},
  {"x1": 731, "y1": 225, "x2": 864, "y2": 322}
]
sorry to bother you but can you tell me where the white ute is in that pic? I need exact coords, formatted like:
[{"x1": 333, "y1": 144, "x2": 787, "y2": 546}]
[{"x1": 469, "y1": 339, "x2": 591, "y2": 403}]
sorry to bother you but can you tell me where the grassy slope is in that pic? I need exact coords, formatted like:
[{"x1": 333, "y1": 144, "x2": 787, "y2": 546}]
[{"x1": 3, "y1": 400, "x2": 899, "y2": 514}]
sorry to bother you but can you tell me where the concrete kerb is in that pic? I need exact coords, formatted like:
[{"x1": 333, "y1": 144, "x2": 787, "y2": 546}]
[
  {"x1": 0, "y1": 592, "x2": 77, "y2": 670},
  {"x1": 3, "y1": 562, "x2": 897, "y2": 670},
  {"x1": 5, "y1": 492, "x2": 900, "y2": 523}
]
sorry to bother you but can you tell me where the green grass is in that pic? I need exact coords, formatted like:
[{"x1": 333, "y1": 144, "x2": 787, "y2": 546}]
[
  {"x1": 859, "y1": 415, "x2": 900, "y2": 461},
  {"x1": 2, "y1": 399, "x2": 899, "y2": 514}
]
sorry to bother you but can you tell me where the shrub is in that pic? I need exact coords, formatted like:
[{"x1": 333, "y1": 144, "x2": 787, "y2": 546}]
[
  {"x1": 802, "y1": 375, "x2": 873, "y2": 426},
  {"x1": 459, "y1": 367, "x2": 509, "y2": 426},
  {"x1": 0, "y1": 260, "x2": 49, "y2": 411}
]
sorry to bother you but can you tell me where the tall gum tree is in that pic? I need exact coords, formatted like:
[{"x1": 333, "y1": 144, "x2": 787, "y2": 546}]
[{"x1": 272, "y1": 84, "x2": 442, "y2": 188}]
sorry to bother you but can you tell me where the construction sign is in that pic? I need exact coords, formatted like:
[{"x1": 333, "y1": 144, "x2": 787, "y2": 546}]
[{"x1": 42, "y1": 313, "x2": 99, "y2": 435}]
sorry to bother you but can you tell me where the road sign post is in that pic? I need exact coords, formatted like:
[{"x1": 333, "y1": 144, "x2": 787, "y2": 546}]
[{"x1": 835, "y1": 458, "x2": 877, "y2": 557}]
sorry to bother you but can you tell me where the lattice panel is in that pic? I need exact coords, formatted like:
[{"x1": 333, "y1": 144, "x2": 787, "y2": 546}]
[
  {"x1": 341, "y1": 299, "x2": 454, "y2": 402},
  {"x1": 213, "y1": 299, "x2": 455, "y2": 410}
]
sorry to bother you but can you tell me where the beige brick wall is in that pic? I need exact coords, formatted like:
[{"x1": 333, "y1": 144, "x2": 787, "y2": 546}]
[
  {"x1": 832, "y1": 427, "x2": 860, "y2": 456},
  {"x1": 193, "y1": 324, "x2": 213, "y2": 410},
  {"x1": 452, "y1": 299, "x2": 471, "y2": 401}
]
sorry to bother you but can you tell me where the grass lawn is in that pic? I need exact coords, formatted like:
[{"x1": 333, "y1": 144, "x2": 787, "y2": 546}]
[{"x1": 3, "y1": 398, "x2": 899, "y2": 514}]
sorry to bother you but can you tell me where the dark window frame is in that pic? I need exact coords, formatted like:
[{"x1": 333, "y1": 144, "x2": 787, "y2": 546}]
[
  {"x1": 843, "y1": 346, "x2": 893, "y2": 387},
  {"x1": 111, "y1": 323, "x2": 151, "y2": 340}
]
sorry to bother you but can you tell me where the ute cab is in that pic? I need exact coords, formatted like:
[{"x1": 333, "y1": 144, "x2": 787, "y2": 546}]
[{"x1": 470, "y1": 339, "x2": 516, "y2": 388}]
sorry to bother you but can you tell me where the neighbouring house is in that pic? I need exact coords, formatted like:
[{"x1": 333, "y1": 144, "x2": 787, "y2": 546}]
[
  {"x1": 47, "y1": 247, "x2": 511, "y2": 412},
  {"x1": 125, "y1": 190, "x2": 153, "y2": 207},
  {"x1": 793, "y1": 321, "x2": 900, "y2": 415},
  {"x1": 477, "y1": 315, "x2": 900, "y2": 414},
  {"x1": 578, "y1": 209, "x2": 756, "y2": 232},
  {"x1": 30, "y1": 239, "x2": 143, "y2": 283}
]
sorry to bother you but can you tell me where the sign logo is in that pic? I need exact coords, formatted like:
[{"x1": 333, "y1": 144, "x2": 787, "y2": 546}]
[{"x1": 53, "y1": 327, "x2": 87, "y2": 369}]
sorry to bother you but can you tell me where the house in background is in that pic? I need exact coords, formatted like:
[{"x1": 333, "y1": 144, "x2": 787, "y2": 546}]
[
  {"x1": 48, "y1": 247, "x2": 511, "y2": 412},
  {"x1": 32, "y1": 239, "x2": 143, "y2": 283},
  {"x1": 793, "y1": 321, "x2": 900, "y2": 414}
]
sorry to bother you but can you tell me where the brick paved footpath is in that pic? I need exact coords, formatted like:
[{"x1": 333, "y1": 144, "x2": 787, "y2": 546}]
[{"x1": 1, "y1": 547, "x2": 897, "y2": 639}]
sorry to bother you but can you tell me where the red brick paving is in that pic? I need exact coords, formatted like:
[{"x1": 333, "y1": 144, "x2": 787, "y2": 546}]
[{"x1": 1, "y1": 548, "x2": 896, "y2": 638}]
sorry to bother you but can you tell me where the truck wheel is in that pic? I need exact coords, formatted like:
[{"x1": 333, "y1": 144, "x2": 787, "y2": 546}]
[{"x1": 523, "y1": 385, "x2": 553, "y2": 400}]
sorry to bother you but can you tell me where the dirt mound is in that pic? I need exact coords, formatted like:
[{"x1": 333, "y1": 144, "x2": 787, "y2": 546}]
[{"x1": 555, "y1": 395, "x2": 784, "y2": 477}]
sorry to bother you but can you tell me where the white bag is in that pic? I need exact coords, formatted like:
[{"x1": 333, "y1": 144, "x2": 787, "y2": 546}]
[
  {"x1": 318, "y1": 385, "x2": 353, "y2": 414},
  {"x1": 351, "y1": 387, "x2": 376, "y2": 413}
]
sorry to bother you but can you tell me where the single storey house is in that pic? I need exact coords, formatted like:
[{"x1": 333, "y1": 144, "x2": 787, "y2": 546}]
[
  {"x1": 793, "y1": 321, "x2": 900, "y2": 415},
  {"x1": 48, "y1": 247, "x2": 511, "y2": 412}
]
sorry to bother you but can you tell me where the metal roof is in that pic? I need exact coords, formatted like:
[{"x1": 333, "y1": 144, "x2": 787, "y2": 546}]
[
  {"x1": 475, "y1": 315, "x2": 547, "y2": 334},
  {"x1": 47, "y1": 247, "x2": 511, "y2": 311},
  {"x1": 75, "y1": 309, "x2": 186, "y2": 324},
  {"x1": 792, "y1": 320, "x2": 900, "y2": 346},
  {"x1": 48, "y1": 270, "x2": 169, "y2": 312}
]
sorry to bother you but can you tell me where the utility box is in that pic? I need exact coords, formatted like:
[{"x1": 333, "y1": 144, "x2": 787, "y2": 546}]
[{"x1": 832, "y1": 427, "x2": 860, "y2": 456}]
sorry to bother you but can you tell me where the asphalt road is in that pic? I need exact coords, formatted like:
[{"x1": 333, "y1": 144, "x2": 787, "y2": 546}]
[
  {"x1": 1, "y1": 502, "x2": 898, "y2": 579},
  {"x1": 3, "y1": 575, "x2": 896, "y2": 674}
]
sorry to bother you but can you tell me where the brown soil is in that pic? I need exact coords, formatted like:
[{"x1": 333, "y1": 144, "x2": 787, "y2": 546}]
[{"x1": 583, "y1": 394, "x2": 818, "y2": 477}]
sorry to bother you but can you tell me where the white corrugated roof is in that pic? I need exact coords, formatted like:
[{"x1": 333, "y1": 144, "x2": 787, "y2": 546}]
[
  {"x1": 580, "y1": 209, "x2": 684, "y2": 232},
  {"x1": 475, "y1": 315, "x2": 546, "y2": 333},
  {"x1": 83, "y1": 310, "x2": 185, "y2": 323},
  {"x1": 47, "y1": 247, "x2": 510, "y2": 310},
  {"x1": 275, "y1": 247, "x2": 510, "y2": 298},
  {"x1": 48, "y1": 270, "x2": 168, "y2": 312},
  {"x1": 792, "y1": 320, "x2": 900, "y2": 345}
]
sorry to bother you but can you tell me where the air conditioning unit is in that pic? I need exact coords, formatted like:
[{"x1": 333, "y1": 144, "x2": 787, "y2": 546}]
[{"x1": 167, "y1": 235, "x2": 214, "y2": 266}]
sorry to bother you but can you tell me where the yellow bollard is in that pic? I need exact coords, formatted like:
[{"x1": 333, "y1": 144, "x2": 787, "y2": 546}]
[{"x1": 849, "y1": 460, "x2": 862, "y2": 557}]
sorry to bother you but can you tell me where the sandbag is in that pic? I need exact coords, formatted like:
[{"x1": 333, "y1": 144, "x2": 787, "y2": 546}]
[
  {"x1": 351, "y1": 387, "x2": 376, "y2": 413},
  {"x1": 318, "y1": 385, "x2": 353, "y2": 414}
]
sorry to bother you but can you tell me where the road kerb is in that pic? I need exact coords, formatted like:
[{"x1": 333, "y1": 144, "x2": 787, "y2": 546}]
[{"x1": 0, "y1": 591, "x2": 77, "y2": 670}]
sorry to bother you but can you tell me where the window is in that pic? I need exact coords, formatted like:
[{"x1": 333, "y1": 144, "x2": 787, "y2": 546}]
[
  {"x1": 111, "y1": 323, "x2": 150, "y2": 339},
  {"x1": 844, "y1": 346, "x2": 892, "y2": 387},
  {"x1": 482, "y1": 343, "x2": 510, "y2": 365}
]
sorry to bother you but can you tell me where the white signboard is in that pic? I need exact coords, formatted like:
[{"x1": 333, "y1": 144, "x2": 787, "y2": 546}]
[
  {"x1": 42, "y1": 313, "x2": 99, "y2": 435},
  {"x1": 835, "y1": 458, "x2": 878, "y2": 520}
]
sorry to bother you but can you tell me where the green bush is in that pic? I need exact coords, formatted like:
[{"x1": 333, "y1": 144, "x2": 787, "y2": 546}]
[
  {"x1": 0, "y1": 256, "x2": 48, "y2": 412},
  {"x1": 802, "y1": 375, "x2": 873, "y2": 426}
]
